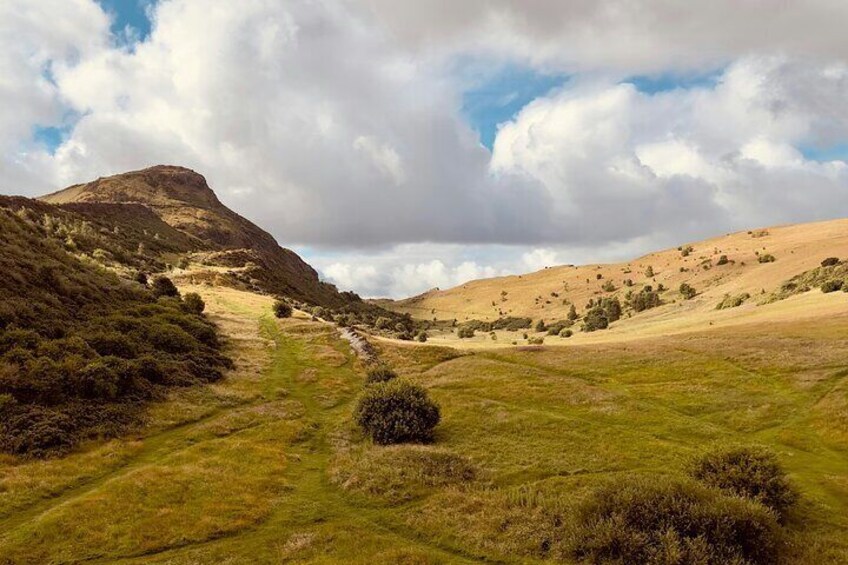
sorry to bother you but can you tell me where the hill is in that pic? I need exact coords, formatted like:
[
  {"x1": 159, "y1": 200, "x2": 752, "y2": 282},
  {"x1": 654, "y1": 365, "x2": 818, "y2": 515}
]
[
  {"x1": 0, "y1": 202, "x2": 230, "y2": 456},
  {"x1": 42, "y1": 165, "x2": 349, "y2": 307},
  {"x1": 378, "y1": 218, "x2": 848, "y2": 345}
]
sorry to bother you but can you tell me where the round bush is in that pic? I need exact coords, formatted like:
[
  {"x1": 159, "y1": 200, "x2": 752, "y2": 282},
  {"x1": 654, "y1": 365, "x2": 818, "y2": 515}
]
[
  {"x1": 151, "y1": 276, "x2": 179, "y2": 298},
  {"x1": 366, "y1": 366, "x2": 398, "y2": 385},
  {"x1": 182, "y1": 292, "x2": 206, "y2": 314},
  {"x1": 354, "y1": 380, "x2": 440, "y2": 445},
  {"x1": 273, "y1": 300, "x2": 293, "y2": 319},
  {"x1": 572, "y1": 476, "x2": 782, "y2": 565},
  {"x1": 690, "y1": 445, "x2": 798, "y2": 521}
]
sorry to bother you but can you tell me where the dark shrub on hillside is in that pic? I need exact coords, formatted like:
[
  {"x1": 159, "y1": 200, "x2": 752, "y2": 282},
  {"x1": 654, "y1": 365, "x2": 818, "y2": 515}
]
[
  {"x1": 354, "y1": 380, "x2": 440, "y2": 445},
  {"x1": 582, "y1": 307, "x2": 609, "y2": 332},
  {"x1": 416, "y1": 332, "x2": 428, "y2": 343},
  {"x1": 273, "y1": 300, "x2": 293, "y2": 318},
  {"x1": 821, "y1": 257, "x2": 840, "y2": 267},
  {"x1": 680, "y1": 282, "x2": 697, "y2": 299},
  {"x1": 821, "y1": 280, "x2": 844, "y2": 293},
  {"x1": 457, "y1": 326, "x2": 475, "y2": 339},
  {"x1": 567, "y1": 304, "x2": 579, "y2": 321},
  {"x1": 534, "y1": 319, "x2": 547, "y2": 332},
  {"x1": 134, "y1": 271, "x2": 148, "y2": 285},
  {"x1": 571, "y1": 476, "x2": 782, "y2": 565},
  {"x1": 366, "y1": 366, "x2": 398, "y2": 385},
  {"x1": 182, "y1": 292, "x2": 205, "y2": 314},
  {"x1": 151, "y1": 276, "x2": 179, "y2": 298},
  {"x1": 717, "y1": 254, "x2": 729, "y2": 265},
  {"x1": 0, "y1": 404, "x2": 77, "y2": 457},
  {"x1": 629, "y1": 288, "x2": 662, "y2": 312},
  {"x1": 690, "y1": 446, "x2": 798, "y2": 522},
  {"x1": 490, "y1": 316, "x2": 533, "y2": 331},
  {"x1": 758, "y1": 254, "x2": 776, "y2": 264}
]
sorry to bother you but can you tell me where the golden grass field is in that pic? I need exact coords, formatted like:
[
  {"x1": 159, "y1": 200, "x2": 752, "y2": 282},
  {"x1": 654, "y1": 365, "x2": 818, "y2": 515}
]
[
  {"x1": 0, "y1": 282, "x2": 846, "y2": 563},
  {"x1": 379, "y1": 218, "x2": 848, "y2": 341}
]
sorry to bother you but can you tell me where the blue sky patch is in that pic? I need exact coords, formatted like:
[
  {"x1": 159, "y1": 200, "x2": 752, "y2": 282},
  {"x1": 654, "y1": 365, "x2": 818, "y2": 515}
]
[
  {"x1": 96, "y1": 0, "x2": 155, "y2": 45},
  {"x1": 624, "y1": 69, "x2": 723, "y2": 94},
  {"x1": 461, "y1": 65, "x2": 568, "y2": 150},
  {"x1": 800, "y1": 143, "x2": 848, "y2": 163}
]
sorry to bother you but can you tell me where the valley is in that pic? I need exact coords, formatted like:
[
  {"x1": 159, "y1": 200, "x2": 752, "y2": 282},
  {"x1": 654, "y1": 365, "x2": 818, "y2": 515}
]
[
  {"x1": 1, "y1": 167, "x2": 846, "y2": 563},
  {"x1": 0, "y1": 284, "x2": 846, "y2": 563}
]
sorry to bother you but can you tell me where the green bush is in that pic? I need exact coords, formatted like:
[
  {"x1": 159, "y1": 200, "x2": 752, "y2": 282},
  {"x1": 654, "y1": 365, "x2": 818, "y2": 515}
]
[
  {"x1": 567, "y1": 304, "x2": 579, "y2": 321},
  {"x1": 717, "y1": 255, "x2": 729, "y2": 265},
  {"x1": 354, "y1": 380, "x2": 440, "y2": 445},
  {"x1": 151, "y1": 276, "x2": 179, "y2": 298},
  {"x1": 758, "y1": 254, "x2": 776, "y2": 264},
  {"x1": 534, "y1": 319, "x2": 547, "y2": 332},
  {"x1": 629, "y1": 288, "x2": 662, "y2": 312},
  {"x1": 416, "y1": 332, "x2": 428, "y2": 343},
  {"x1": 560, "y1": 329, "x2": 573, "y2": 338},
  {"x1": 182, "y1": 292, "x2": 205, "y2": 314},
  {"x1": 821, "y1": 280, "x2": 844, "y2": 293},
  {"x1": 690, "y1": 446, "x2": 798, "y2": 522},
  {"x1": 273, "y1": 300, "x2": 293, "y2": 318},
  {"x1": 582, "y1": 307, "x2": 609, "y2": 332},
  {"x1": 571, "y1": 476, "x2": 782, "y2": 565},
  {"x1": 366, "y1": 366, "x2": 398, "y2": 385},
  {"x1": 679, "y1": 282, "x2": 697, "y2": 299}
]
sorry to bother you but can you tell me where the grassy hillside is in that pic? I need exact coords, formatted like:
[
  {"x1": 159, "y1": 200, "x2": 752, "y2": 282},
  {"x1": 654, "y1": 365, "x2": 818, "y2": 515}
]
[
  {"x1": 378, "y1": 218, "x2": 848, "y2": 347},
  {"x1": 0, "y1": 286, "x2": 844, "y2": 562},
  {"x1": 0, "y1": 203, "x2": 230, "y2": 456}
]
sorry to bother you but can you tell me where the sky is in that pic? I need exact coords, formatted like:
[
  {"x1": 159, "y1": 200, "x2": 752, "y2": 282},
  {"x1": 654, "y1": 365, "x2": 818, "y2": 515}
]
[{"x1": 3, "y1": 1, "x2": 848, "y2": 298}]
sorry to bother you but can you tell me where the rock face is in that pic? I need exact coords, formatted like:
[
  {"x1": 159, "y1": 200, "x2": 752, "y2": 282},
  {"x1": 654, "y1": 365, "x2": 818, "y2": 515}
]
[{"x1": 42, "y1": 165, "x2": 347, "y2": 306}]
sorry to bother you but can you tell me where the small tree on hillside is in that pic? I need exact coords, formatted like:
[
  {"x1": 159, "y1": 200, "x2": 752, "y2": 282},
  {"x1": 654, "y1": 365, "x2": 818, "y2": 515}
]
[
  {"x1": 151, "y1": 276, "x2": 179, "y2": 298},
  {"x1": 273, "y1": 300, "x2": 293, "y2": 318}
]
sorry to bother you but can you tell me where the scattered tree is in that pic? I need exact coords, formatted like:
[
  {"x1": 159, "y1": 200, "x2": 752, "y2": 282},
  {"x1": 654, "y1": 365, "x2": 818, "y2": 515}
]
[{"x1": 354, "y1": 380, "x2": 440, "y2": 445}]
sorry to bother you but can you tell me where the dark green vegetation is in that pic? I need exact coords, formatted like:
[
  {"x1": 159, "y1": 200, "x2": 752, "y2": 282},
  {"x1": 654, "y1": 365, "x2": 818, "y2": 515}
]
[
  {"x1": 273, "y1": 300, "x2": 293, "y2": 318},
  {"x1": 717, "y1": 292, "x2": 752, "y2": 310},
  {"x1": 0, "y1": 206, "x2": 230, "y2": 457},
  {"x1": 680, "y1": 282, "x2": 697, "y2": 299},
  {"x1": 628, "y1": 286, "x2": 662, "y2": 312},
  {"x1": 354, "y1": 380, "x2": 441, "y2": 445},
  {"x1": 691, "y1": 446, "x2": 798, "y2": 522},
  {"x1": 365, "y1": 366, "x2": 398, "y2": 385},
  {"x1": 572, "y1": 477, "x2": 781, "y2": 564}
]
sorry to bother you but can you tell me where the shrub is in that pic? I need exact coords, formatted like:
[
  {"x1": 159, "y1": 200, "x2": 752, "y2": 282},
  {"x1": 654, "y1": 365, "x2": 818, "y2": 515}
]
[
  {"x1": 690, "y1": 446, "x2": 798, "y2": 522},
  {"x1": 717, "y1": 254, "x2": 729, "y2": 265},
  {"x1": 560, "y1": 329, "x2": 573, "y2": 338},
  {"x1": 758, "y1": 254, "x2": 776, "y2": 263},
  {"x1": 366, "y1": 366, "x2": 398, "y2": 385},
  {"x1": 416, "y1": 332, "x2": 428, "y2": 343},
  {"x1": 527, "y1": 336, "x2": 544, "y2": 345},
  {"x1": 151, "y1": 276, "x2": 179, "y2": 298},
  {"x1": 821, "y1": 257, "x2": 840, "y2": 267},
  {"x1": 567, "y1": 304, "x2": 579, "y2": 321},
  {"x1": 375, "y1": 317, "x2": 392, "y2": 330},
  {"x1": 629, "y1": 288, "x2": 661, "y2": 312},
  {"x1": 273, "y1": 300, "x2": 293, "y2": 318},
  {"x1": 134, "y1": 271, "x2": 148, "y2": 285},
  {"x1": 534, "y1": 319, "x2": 547, "y2": 333},
  {"x1": 821, "y1": 280, "x2": 844, "y2": 293},
  {"x1": 716, "y1": 293, "x2": 751, "y2": 310},
  {"x1": 582, "y1": 307, "x2": 608, "y2": 332},
  {"x1": 182, "y1": 292, "x2": 206, "y2": 314},
  {"x1": 601, "y1": 280, "x2": 616, "y2": 292},
  {"x1": 645, "y1": 265, "x2": 655, "y2": 277},
  {"x1": 354, "y1": 380, "x2": 440, "y2": 445},
  {"x1": 457, "y1": 326, "x2": 475, "y2": 339},
  {"x1": 679, "y1": 282, "x2": 697, "y2": 299},
  {"x1": 571, "y1": 476, "x2": 782, "y2": 565}
]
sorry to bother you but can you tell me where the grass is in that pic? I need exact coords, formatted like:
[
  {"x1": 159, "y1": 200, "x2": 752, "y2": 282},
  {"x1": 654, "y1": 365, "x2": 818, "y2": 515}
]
[{"x1": 0, "y1": 286, "x2": 846, "y2": 563}]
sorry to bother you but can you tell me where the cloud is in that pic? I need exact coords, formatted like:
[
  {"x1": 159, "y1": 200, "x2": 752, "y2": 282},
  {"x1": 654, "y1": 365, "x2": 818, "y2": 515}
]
[
  {"x1": 360, "y1": 0, "x2": 848, "y2": 73},
  {"x1": 3, "y1": 1, "x2": 848, "y2": 299}
]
